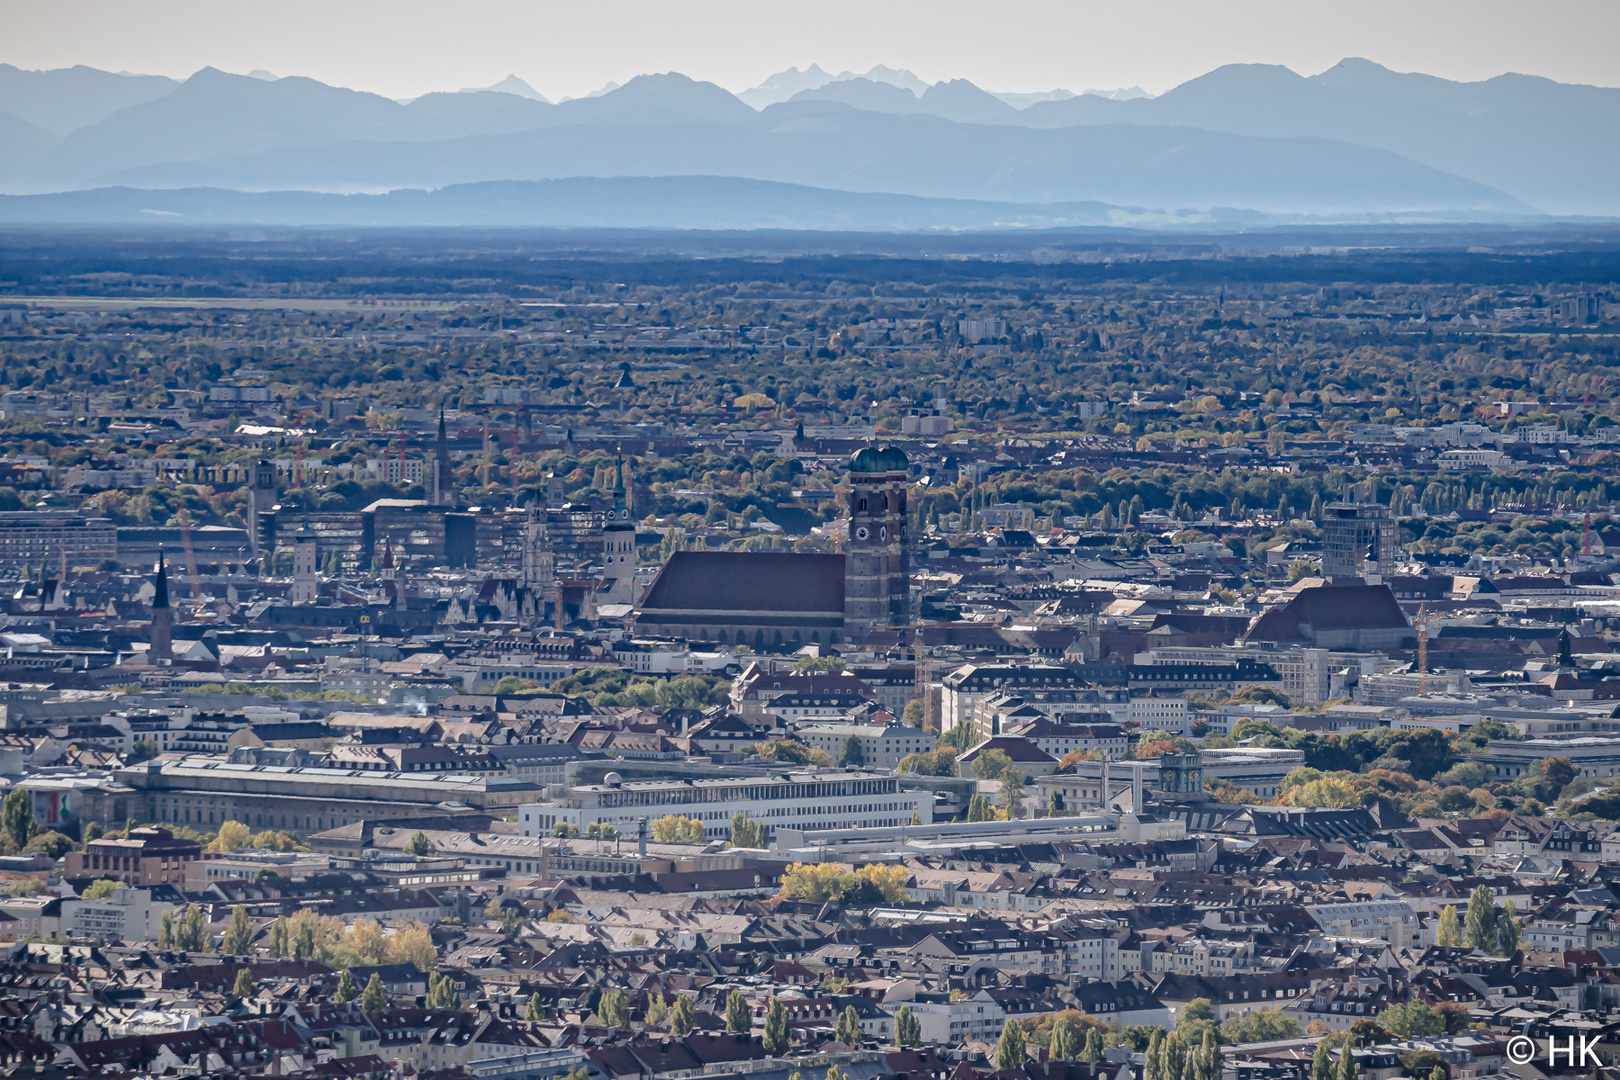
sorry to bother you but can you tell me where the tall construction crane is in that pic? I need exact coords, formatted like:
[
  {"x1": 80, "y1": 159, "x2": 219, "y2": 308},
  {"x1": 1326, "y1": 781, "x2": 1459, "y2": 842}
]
[
  {"x1": 911, "y1": 513, "x2": 934, "y2": 733},
  {"x1": 1413, "y1": 602, "x2": 1442, "y2": 696},
  {"x1": 175, "y1": 506, "x2": 202, "y2": 600}
]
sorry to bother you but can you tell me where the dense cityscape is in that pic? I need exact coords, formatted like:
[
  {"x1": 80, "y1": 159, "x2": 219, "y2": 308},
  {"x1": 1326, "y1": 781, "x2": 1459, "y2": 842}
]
[{"x1": 0, "y1": 227, "x2": 1611, "y2": 1080}]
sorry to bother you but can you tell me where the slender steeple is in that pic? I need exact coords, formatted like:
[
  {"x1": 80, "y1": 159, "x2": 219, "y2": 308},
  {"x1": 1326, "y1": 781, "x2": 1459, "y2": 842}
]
[
  {"x1": 432, "y1": 403, "x2": 455, "y2": 507},
  {"x1": 152, "y1": 548, "x2": 170, "y2": 611},
  {"x1": 611, "y1": 449, "x2": 628, "y2": 520},
  {"x1": 150, "y1": 547, "x2": 172, "y2": 661},
  {"x1": 601, "y1": 448, "x2": 635, "y2": 604}
]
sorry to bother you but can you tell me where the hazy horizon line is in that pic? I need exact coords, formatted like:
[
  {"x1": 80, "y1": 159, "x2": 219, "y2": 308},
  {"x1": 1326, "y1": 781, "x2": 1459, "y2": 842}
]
[{"x1": 10, "y1": 54, "x2": 1618, "y2": 107}]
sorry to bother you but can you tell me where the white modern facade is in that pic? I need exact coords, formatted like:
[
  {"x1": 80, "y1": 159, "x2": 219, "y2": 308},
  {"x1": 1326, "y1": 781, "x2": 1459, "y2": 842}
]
[
  {"x1": 59, "y1": 885, "x2": 174, "y2": 942},
  {"x1": 795, "y1": 722, "x2": 936, "y2": 768},
  {"x1": 1306, "y1": 900, "x2": 1422, "y2": 950},
  {"x1": 1146, "y1": 645, "x2": 1337, "y2": 706},
  {"x1": 1127, "y1": 696, "x2": 1190, "y2": 734},
  {"x1": 519, "y1": 769, "x2": 932, "y2": 839}
]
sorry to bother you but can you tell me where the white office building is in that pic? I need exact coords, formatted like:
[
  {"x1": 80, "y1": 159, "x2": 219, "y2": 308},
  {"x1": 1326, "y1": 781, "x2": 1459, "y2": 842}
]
[
  {"x1": 796, "y1": 722, "x2": 936, "y2": 768},
  {"x1": 1306, "y1": 899, "x2": 1421, "y2": 950},
  {"x1": 1127, "y1": 696, "x2": 1190, "y2": 734},
  {"x1": 60, "y1": 885, "x2": 174, "y2": 942},
  {"x1": 519, "y1": 769, "x2": 931, "y2": 840}
]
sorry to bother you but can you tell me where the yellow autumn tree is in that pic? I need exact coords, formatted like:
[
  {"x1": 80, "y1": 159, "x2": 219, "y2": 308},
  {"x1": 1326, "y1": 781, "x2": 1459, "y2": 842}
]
[
  {"x1": 208, "y1": 820, "x2": 252, "y2": 853},
  {"x1": 778, "y1": 863, "x2": 849, "y2": 903},
  {"x1": 344, "y1": 919, "x2": 388, "y2": 963},
  {"x1": 854, "y1": 864, "x2": 911, "y2": 903},
  {"x1": 385, "y1": 921, "x2": 438, "y2": 971}
]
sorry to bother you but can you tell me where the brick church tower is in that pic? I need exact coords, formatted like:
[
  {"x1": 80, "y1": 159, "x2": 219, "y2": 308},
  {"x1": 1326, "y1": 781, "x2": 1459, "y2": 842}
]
[{"x1": 843, "y1": 445, "x2": 911, "y2": 640}]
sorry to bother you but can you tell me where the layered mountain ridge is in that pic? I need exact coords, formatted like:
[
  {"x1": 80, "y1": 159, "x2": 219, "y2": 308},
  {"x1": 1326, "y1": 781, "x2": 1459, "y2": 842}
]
[{"x1": 0, "y1": 58, "x2": 1614, "y2": 227}]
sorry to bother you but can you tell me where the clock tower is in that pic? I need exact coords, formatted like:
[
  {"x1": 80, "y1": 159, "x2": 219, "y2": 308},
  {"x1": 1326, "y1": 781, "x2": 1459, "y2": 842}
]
[
  {"x1": 844, "y1": 444, "x2": 911, "y2": 640},
  {"x1": 602, "y1": 452, "x2": 636, "y2": 605}
]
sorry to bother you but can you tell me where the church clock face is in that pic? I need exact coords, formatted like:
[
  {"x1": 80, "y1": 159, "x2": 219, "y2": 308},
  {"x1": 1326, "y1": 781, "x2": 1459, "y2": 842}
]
[{"x1": 854, "y1": 526, "x2": 870, "y2": 540}]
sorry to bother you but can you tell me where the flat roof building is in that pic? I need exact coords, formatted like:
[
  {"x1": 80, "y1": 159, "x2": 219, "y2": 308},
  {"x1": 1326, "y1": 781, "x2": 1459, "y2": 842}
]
[
  {"x1": 115, "y1": 756, "x2": 540, "y2": 833},
  {"x1": 519, "y1": 768, "x2": 931, "y2": 840}
]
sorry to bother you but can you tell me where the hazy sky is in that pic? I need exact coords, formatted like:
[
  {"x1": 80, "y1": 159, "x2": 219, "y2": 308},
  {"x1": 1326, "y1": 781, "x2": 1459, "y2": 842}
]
[{"x1": 9, "y1": 0, "x2": 1620, "y2": 100}]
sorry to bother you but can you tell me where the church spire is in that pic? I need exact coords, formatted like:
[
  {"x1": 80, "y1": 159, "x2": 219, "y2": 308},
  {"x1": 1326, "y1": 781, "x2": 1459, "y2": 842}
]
[
  {"x1": 152, "y1": 547, "x2": 170, "y2": 611},
  {"x1": 432, "y1": 401, "x2": 455, "y2": 507},
  {"x1": 150, "y1": 546, "x2": 173, "y2": 661}
]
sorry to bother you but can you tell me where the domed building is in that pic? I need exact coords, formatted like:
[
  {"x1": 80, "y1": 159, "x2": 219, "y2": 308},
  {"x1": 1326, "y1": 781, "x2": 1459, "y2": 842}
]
[{"x1": 633, "y1": 446, "x2": 912, "y2": 649}]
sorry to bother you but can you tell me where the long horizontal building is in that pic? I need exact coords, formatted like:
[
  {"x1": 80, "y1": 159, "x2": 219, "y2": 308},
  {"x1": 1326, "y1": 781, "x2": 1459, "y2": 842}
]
[
  {"x1": 310, "y1": 823, "x2": 747, "y2": 879},
  {"x1": 518, "y1": 768, "x2": 931, "y2": 840},
  {"x1": 942, "y1": 661, "x2": 1281, "y2": 732},
  {"x1": 116, "y1": 757, "x2": 542, "y2": 833},
  {"x1": 0, "y1": 511, "x2": 117, "y2": 571},
  {"x1": 1035, "y1": 747, "x2": 1307, "y2": 806},
  {"x1": 1479, "y1": 735, "x2": 1620, "y2": 781}
]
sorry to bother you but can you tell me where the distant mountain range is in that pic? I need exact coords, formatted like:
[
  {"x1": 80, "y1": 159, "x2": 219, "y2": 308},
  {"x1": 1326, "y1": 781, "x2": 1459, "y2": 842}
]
[
  {"x1": 0, "y1": 178, "x2": 1139, "y2": 231},
  {"x1": 0, "y1": 58, "x2": 1614, "y2": 228}
]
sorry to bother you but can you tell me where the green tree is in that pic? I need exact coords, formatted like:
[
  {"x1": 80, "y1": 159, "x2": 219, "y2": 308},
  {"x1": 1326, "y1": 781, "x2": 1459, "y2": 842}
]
[
  {"x1": 1050, "y1": 1014, "x2": 1080, "y2": 1061},
  {"x1": 1497, "y1": 898, "x2": 1521, "y2": 955},
  {"x1": 361, "y1": 972, "x2": 387, "y2": 1012},
  {"x1": 1161, "y1": 1028, "x2": 1188, "y2": 1080},
  {"x1": 971, "y1": 748, "x2": 1018, "y2": 784},
  {"x1": 672, "y1": 993, "x2": 695, "y2": 1035},
  {"x1": 726, "y1": 989, "x2": 751, "y2": 1034},
  {"x1": 1540, "y1": 756, "x2": 1577, "y2": 794},
  {"x1": 1221, "y1": 1008, "x2": 1300, "y2": 1044},
  {"x1": 335, "y1": 967, "x2": 357, "y2": 1003},
  {"x1": 598, "y1": 988, "x2": 630, "y2": 1028},
  {"x1": 764, "y1": 998, "x2": 790, "y2": 1055},
  {"x1": 269, "y1": 915, "x2": 290, "y2": 958},
  {"x1": 159, "y1": 909, "x2": 173, "y2": 949},
  {"x1": 526, "y1": 992, "x2": 545, "y2": 1022},
  {"x1": 646, "y1": 993, "x2": 669, "y2": 1026},
  {"x1": 23, "y1": 830, "x2": 75, "y2": 859},
  {"x1": 966, "y1": 793, "x2": 994, "y2": 822},
  {"x1": 729, "y1": 814, "x2": 768, "y2": 849},
  {"x1": 224, "y1": 905, "x2": 254, "y2": 956},
  {"x1": 895, "y1": 1004, "x2": 921, "y2": 1049},
  {"x1": 653, "y1": 815, "x2": 708, "y2": 843},
  {"x1": 1464, "y1": 885, "x2": 1497, "y2": 951},
  {"x1": 1313, "y1": 1039, "x2": 1333, "y2": 1080},
  {"x1": 1, "y1": 789, "x2": 34, "y2": 851},
  {"x1": 427, "y1": 972, "x2": 461, "y2": 1010},
  {"x1": 1435, "y1": 904, "x2": 1462, "y2": 947},
  {"x1": 232, "y1": 967, "x2": 256, "y2": 998},
  {"x1": 1048, "y1": 789, "x2": 1065, "y2": 816},
  {"x1": 1144, "y1": 1030, "x2": 1164, "y2": 1080},
  {"x1": 1338, "y1": 1045, "x2": 1357, "y2": 1080},
  {"x1": 83, "y1": 878, "x2": 119, "y2": 899},
  {"x1": 1192, "y1": 1029, "x2": 1218, "y2": 1080},
  {"x1": 406, "y1": 832, "x2": 432, "y2": 856},
  {"x1": 997, "y1": 1017, "x2": 1027, "y2": 1070},
  {"x1": 837, "y1": 1004, "x2": 861, "y2": 1044},
  {"x1": 839, "y1": 735, "x2": 865, "y2": 767},
  {"x1": 181, "y1": 903, "x2": 207, "y2": 951},
  {"x1": 1083, "y1": 1026, "x2": 1104, "y2": 1064}
]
